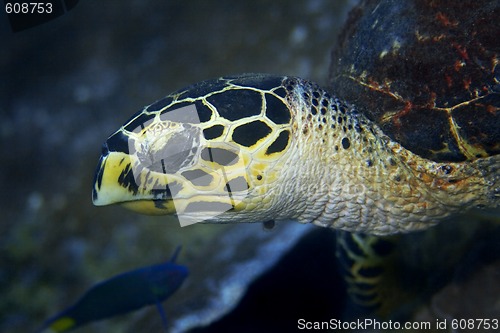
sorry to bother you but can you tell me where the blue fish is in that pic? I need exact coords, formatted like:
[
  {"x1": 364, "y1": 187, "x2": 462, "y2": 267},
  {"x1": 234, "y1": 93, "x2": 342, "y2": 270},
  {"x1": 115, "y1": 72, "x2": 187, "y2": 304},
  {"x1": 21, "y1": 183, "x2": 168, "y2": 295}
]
[{"x1": 37, "y1": 246, "x2": 188, "y2": 332}]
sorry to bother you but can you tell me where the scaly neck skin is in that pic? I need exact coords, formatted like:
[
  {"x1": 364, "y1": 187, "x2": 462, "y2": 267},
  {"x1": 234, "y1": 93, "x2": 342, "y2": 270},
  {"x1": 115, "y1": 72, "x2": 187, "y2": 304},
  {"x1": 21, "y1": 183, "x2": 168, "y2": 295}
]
[{"x1": 285, "y1": 78, "x2": 499, "y2": 235}]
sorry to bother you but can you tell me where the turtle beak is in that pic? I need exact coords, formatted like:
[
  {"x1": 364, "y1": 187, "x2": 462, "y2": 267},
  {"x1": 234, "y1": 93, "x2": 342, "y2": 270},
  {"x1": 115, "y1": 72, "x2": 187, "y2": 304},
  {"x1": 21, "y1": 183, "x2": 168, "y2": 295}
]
[
  {"x1": 92, "y1": 142, "x2": 132, "y2": 207},
  {"x1": 91, "y1": 132, "x2": 177, "y2": 215}
]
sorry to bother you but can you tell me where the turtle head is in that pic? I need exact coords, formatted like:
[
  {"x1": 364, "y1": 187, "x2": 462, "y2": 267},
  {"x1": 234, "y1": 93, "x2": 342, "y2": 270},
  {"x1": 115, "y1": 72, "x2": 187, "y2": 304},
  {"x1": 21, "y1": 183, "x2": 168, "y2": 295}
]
[{"x1": 92, "y1": 75, "x2": 295, "y2": 226}]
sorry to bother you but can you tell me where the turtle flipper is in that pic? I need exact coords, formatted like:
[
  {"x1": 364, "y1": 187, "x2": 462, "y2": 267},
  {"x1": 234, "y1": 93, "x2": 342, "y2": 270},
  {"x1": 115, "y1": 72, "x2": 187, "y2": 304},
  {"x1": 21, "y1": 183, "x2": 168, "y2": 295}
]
[{"x1": 335, "y1": 231, "x2": 412, "y2": 318}]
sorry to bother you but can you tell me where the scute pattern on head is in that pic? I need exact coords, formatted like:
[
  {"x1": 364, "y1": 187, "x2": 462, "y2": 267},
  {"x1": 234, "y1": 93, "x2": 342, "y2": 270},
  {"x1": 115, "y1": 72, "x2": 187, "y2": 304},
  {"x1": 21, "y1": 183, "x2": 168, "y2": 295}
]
[{"x1": 93, "y1": 75, "x2": 297, "y2": 222}]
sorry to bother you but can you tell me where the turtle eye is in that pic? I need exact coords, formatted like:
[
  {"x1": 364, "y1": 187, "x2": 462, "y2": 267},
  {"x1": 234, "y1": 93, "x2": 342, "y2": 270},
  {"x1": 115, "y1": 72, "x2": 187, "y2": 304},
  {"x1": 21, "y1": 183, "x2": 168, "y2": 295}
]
[{"x1": 136, "y1": 124, "x2": 202, "y2": 175}]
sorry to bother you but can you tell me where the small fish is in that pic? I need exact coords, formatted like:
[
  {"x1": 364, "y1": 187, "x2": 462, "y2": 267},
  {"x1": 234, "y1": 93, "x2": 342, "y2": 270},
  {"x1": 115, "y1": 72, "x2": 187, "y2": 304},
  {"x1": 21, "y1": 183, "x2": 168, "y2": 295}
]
[{"x1": 36, "y1": 246, "x2": 188, "y2": 332}]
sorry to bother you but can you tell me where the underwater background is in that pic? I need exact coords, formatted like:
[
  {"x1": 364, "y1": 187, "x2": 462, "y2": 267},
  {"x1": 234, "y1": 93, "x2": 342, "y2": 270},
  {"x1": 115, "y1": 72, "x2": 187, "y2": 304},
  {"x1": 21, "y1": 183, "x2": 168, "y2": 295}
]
[{"x1": 1, "y1": 1, "x2": 499, "y2": 332}]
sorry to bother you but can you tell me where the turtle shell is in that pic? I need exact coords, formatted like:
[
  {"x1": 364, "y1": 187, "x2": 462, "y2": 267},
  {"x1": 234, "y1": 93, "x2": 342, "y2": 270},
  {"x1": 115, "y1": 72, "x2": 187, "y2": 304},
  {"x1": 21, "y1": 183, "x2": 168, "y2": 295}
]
[{"x1": 329, "y1": 0, "x2": 499, "y2": 162}]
